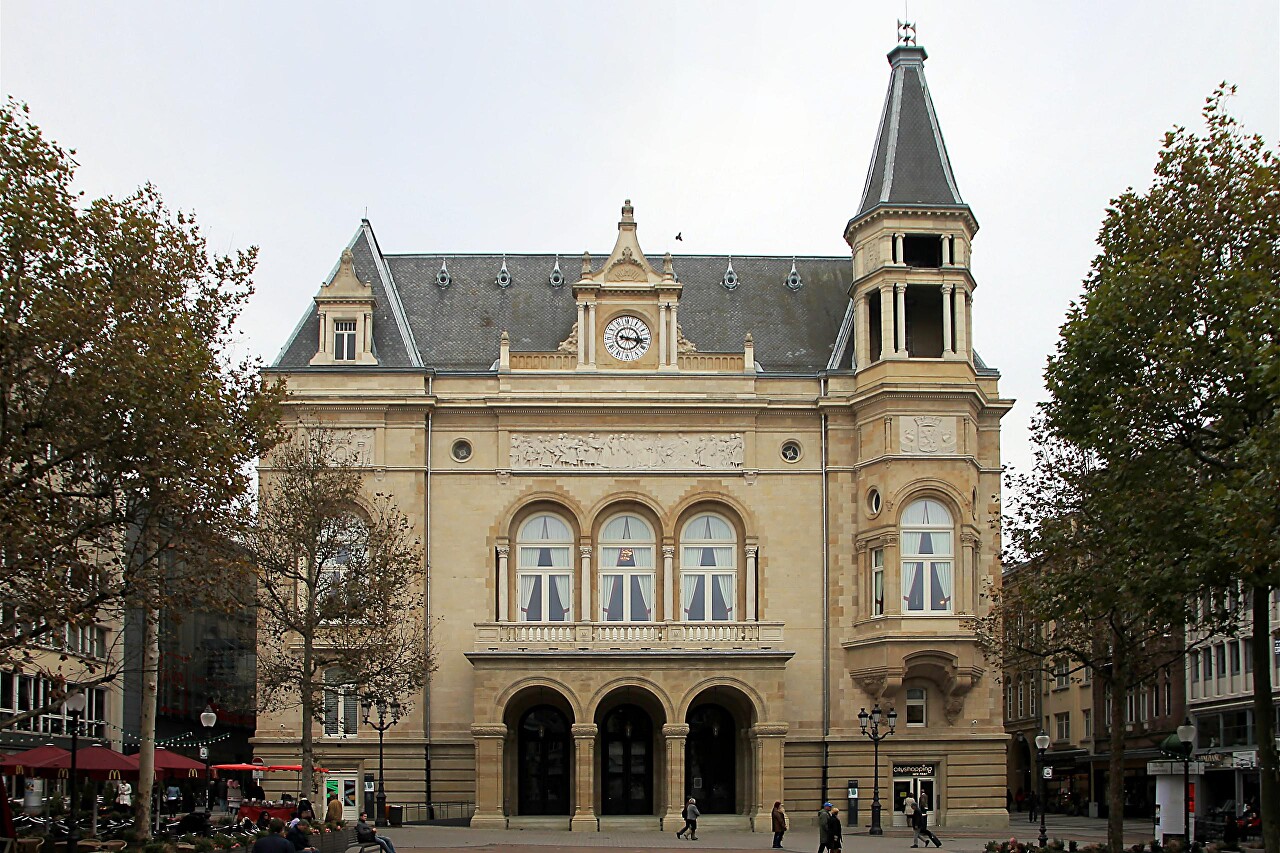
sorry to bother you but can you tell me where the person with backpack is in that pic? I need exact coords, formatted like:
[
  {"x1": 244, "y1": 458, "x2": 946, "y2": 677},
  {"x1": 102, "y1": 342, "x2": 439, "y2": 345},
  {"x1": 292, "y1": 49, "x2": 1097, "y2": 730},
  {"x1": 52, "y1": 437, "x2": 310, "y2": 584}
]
[{"x1": 675, "y1": 797, "x2": 699, "y2": 841}]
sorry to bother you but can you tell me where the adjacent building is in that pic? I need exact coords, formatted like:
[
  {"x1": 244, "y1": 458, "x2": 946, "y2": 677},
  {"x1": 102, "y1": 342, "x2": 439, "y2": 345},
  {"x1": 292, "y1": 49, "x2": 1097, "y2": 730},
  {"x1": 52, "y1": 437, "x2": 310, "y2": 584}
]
[{"x1": 256, "y1": 35, "x2": 1013, "y2": 831}]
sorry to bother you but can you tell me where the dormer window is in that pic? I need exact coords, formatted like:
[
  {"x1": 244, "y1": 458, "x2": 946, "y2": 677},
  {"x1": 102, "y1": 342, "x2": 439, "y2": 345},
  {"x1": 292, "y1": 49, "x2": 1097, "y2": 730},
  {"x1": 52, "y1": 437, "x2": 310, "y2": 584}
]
[{"x1": 334, "y1": 320, "x2": 357, "y2": 361}]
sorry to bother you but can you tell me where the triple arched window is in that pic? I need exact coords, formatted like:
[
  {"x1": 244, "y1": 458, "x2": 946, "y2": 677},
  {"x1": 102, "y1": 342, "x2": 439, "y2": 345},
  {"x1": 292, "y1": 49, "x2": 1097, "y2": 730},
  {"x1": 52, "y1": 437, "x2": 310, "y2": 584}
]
[
  {"x1": 900, "y1": 499, "x2": 953, "y2": 613},
  {"x1": 510, "y1": 509, "x2": 742, "y2": 623}
]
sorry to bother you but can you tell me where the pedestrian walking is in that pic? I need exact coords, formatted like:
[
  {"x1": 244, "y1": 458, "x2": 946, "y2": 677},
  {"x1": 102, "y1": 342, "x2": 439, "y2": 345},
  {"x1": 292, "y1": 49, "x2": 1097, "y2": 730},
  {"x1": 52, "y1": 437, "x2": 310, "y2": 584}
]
[
  {"x1": 912, "y1": 795, "x2": 942, "y2": 848},
  {"x1": 827, "y1": 807, "x2": 843, "y2": 851},
  {"x1": 1027, "y1": 791, "x2": 1039, "y2": 823},
  {"x1": 676, "y1": 797, "x2": 700, "y2": 841},
  {"x1": 771, "y1": 800, "x2": 788, "y2": 848},
  {"x1": 816, "y1": 801, "x2": 834, "y2": 853}
]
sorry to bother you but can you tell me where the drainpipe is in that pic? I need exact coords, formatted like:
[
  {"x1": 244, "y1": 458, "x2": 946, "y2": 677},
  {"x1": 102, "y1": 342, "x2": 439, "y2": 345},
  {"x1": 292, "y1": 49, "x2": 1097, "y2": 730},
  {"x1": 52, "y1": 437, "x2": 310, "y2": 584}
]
[
  {"x1": 820, "y1": 375, "x2": 831, "y2": 804},
  {"x1": 423, "y1": 376, "x2": 434, "y2": 807}
]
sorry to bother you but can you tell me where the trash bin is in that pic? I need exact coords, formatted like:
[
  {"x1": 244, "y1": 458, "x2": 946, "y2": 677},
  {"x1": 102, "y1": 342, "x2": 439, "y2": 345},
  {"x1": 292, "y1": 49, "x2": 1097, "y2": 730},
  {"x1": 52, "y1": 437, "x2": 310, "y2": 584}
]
[{"x1": 387, "y1": 804, "x2": 403, "y2": 827}]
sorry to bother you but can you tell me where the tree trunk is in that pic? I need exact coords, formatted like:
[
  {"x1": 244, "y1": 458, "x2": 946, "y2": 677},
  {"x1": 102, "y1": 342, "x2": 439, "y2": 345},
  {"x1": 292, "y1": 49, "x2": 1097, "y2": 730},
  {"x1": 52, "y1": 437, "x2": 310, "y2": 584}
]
[
  {"x1": 300, "y1": 633, "x2": 315, "y2": 804},
  {"x1": 134, "y1": 606, "x2": 159, "y2": 838},
  {"x1": 1107, "y1": 644, "x2": 1127, "y2": 852},
  {"x1": 1251, "y1": 585, "x2": 1278, "y2": 853}
]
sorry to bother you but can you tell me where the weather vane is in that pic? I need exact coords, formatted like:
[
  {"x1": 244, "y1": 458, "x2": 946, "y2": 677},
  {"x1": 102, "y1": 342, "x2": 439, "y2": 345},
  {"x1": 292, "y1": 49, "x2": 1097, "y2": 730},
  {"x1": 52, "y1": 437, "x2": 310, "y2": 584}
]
[{"x1": 897, "y1": 19, "x2": 917, "y2": 46}]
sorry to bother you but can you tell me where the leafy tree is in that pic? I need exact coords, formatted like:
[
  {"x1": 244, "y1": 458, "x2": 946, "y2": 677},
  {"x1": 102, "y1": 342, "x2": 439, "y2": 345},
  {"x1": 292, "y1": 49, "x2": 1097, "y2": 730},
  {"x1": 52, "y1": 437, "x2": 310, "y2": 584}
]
[
  {"x1": 975, "y1": 435, "x2": 1233, "y2": 851},
  {"x1": 1041, "y1": 86, "x2": 1279, "y2": 850},
  {"x1": 248, "y1": 429, "x2": 434, "y2": 804}
]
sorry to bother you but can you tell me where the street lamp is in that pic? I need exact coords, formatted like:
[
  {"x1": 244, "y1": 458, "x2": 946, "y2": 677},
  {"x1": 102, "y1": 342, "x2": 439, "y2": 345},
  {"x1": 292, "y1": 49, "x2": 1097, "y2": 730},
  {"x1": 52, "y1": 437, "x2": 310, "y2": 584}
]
[
  {"x1": 200, "y1": 705, "x2": 217, "y2": 813},
  {"x1": 63, "y1": 691, "x2": 87, "y2": 853},
  {"x1": 1177, "y1": 717, "x2": 1196, "y2": 845},
  {"x1": 1034, "y1": 730, "x2": 1050, "y2": 849},
  {"x1": 360, "y1": 695, "x2": 403, "y2": 827},
  {"x1": 857, "y1": 704, "x2": 897, "y2": 836}
]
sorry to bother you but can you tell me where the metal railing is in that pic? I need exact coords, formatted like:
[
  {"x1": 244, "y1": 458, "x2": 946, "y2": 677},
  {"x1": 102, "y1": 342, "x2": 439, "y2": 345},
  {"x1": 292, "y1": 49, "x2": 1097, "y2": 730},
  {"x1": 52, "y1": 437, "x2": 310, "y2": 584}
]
[{"x1": 390, "y1": 801, "x2": 474, "y2": 825}]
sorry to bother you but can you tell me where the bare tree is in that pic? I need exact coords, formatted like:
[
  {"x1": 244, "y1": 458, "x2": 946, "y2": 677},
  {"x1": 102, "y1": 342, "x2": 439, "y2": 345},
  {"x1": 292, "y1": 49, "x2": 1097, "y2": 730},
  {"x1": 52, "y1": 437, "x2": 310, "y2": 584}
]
[{"x1": 247, "y1": 429, "x2": 434, "y2": 801}]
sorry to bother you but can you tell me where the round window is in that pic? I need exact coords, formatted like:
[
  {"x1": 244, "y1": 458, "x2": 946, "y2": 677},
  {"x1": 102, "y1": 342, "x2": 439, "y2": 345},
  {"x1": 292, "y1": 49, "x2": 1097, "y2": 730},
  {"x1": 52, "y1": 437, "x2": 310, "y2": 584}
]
[
  {"x1": 867, "y1": 488, "x2": 882, "y2": 517},
  {"x1": 780, "y1": 440, "x2": 802, "y2": 463},
  {"x1": 451, "y1": 439, "x2": 473, "y2": 462}
]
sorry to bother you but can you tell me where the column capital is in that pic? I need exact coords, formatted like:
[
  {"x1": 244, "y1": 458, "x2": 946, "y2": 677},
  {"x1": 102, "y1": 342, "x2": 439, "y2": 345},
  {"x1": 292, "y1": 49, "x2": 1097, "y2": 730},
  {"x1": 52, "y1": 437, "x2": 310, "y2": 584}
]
[
  {"x1": 570, "y1": 723, "x2": 598, "y2": 738},
  {"x1": 579, "y1": 545, "x2": 593, "y2": 557},
  {"x1": 895, "y1": 282, "x2": 906, "y2": 293},
  {"x1": 496, "y1": 545, "x2": 510, "y2": 557},
  {"x1": 751, "y1": 722, "x2": 789, "y2": 738},
  {"x1": 662, "y1": 545, "x2": 675, "y2": 558},
  {"x1": 470, "y1": 723, "x2": 508, "y2": 739},
  {"x1": 662, "y1": 723, "x2": 691, "y2": 738},
  {"x1": 745, "y1": 546, "x2": 759, "y2": 558},
  {"x1": 941, "y1": 282, "x2": 954, "y2": 294}
]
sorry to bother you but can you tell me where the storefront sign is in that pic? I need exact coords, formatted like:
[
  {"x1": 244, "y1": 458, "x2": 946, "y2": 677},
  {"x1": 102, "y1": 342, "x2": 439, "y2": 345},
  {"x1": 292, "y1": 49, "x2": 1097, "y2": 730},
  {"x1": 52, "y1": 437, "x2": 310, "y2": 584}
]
[{"x1": 893, "y1": 763, "x2": 937, "y2": 777}]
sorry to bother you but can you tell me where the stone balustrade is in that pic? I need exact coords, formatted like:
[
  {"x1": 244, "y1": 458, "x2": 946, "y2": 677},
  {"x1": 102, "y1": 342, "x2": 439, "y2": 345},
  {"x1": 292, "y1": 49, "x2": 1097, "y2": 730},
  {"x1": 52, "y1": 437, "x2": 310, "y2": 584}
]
[{"x1": 473, "y1": 621, "x2": 784, "y2": 651}]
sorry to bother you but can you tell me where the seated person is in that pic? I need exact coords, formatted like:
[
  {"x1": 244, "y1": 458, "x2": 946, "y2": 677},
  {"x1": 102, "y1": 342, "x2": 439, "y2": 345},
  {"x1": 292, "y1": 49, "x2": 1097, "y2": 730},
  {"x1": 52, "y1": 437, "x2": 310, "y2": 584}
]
[
  {"x1": 286, "y1": 820, "x2": 317, "y2": 853},
  {"x1": 257, "y1": 809, "x2": 272, "y2": 831},
  {"x1": 355, "y1": 812, "x2": 396, "y2": 853},
  {"x1": 252, "y1": 820, "x2": 293, "y2": 853}
]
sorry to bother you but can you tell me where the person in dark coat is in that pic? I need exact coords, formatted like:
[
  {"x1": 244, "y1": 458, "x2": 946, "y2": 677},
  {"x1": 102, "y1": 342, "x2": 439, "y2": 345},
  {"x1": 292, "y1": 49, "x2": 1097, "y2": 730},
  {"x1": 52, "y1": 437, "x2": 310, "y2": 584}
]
[
  {"x1": 913, "y1": 795, "x2": 942, "y2": 848},
  {"x1": 252, "y1": 820, "x2": 293, "y2": 853},
  {"x1": 816, "y1": 801, "x2": 833, "y2": 853},
  {"x1": 827, "y1": 807, "x2": 843, "y2": 850},
  {"x1": 286, "y1": 820, "x2": 317, "y2": 853},
  {"x1": 771, "y1": 801, "x2": 788, "y2": 849}
]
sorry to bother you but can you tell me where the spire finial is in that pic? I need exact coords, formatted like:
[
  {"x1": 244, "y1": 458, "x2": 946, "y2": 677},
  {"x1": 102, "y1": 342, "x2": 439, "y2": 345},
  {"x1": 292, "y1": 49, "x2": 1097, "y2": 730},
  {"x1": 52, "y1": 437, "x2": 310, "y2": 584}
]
[{"x1": 897, "y1": 19, "x2": 916, "y2": 45}]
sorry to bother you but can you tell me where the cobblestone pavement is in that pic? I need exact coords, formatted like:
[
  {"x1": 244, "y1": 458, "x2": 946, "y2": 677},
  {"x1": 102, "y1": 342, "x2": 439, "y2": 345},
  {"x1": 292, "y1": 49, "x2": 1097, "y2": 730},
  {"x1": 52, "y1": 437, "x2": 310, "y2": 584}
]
[{"x1": 383, "y1": 815, "x2": 1158, "y2": 853}]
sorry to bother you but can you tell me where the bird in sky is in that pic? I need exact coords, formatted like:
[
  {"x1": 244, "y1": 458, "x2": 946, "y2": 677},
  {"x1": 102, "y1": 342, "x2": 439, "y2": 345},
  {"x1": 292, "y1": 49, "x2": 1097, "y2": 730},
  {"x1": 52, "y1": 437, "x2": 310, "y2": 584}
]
[{"x1": 675, "y1": 232, "x2": 683, "y2": 241}]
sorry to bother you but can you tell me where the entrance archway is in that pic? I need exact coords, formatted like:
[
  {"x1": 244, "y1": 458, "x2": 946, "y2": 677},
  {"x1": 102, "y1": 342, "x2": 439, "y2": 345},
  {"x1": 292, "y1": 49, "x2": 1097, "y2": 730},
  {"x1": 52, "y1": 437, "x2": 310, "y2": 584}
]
[
  {"x1": 600, "y1": 704, "x2": 653, "y2": 815},
  {"x1": 686, "y1": 703, "x2": 736, "y2": 813},
  {"x1": 517, "y1": 705, "x2": 571, "y2": 815}
]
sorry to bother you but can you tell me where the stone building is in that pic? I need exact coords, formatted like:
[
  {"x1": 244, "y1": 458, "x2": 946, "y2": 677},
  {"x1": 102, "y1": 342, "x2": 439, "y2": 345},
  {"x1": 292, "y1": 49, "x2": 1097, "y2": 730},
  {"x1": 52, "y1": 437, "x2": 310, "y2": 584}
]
[{"x1": 255, "y1": 36, "x2": 1012, "y2": 831}]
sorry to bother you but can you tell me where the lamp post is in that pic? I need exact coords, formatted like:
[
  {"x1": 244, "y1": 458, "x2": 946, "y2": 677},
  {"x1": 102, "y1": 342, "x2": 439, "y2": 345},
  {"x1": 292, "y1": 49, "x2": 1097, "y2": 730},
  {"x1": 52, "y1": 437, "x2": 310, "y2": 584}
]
[
  {"x1": 63, "y1": 691, "x2": 87, "y2": 853},
  {"x1": 857, "y1": 704, "x2": 897, "y2": 836},
  {"x1": 200, "y1": 705, "x2": 217, "y2": 814},
  {"x1": 1035, "y1": 730, "x2": 1050, "y2": 849},
  {"x1": 1177, "y1": 718, "x2": 1196, "y2": 845},
  {"x1": 360, "y1": 695, "x2": 402, "y2": 827}
]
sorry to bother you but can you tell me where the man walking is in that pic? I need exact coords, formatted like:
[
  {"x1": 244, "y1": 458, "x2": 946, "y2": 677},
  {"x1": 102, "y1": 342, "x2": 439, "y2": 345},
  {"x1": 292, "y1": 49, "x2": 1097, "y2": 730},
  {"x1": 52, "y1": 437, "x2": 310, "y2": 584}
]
[{"x1": 816, "y1": 801, "x2": 834, "y2": 853}]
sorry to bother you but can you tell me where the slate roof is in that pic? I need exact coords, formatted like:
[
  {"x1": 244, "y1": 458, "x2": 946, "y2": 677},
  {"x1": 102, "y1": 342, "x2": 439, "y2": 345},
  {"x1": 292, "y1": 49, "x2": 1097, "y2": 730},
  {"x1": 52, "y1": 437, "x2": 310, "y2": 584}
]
[
  {"x1": 273, "y1": 224, "x2": 854, "y2": 373},
  {"x1": 854, "y1": 44, "x2": 970, "y2": 223}
]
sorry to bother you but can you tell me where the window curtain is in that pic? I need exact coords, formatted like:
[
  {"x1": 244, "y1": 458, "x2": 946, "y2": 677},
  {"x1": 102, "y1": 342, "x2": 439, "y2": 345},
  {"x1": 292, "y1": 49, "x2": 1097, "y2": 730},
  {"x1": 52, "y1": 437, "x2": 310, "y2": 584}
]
[
  {"x1": 713, "y1": 574, "x2": 734, "y2": 621},
  {"x1": 931, "y1": 561, "x2": 952, "y2": 611},
  {"x1": 550, "y1": 574, "x2": 571, "y2": 622},
  {"x1": 902, "y1": 562, "x2": 924, "y2": 611},
  {"x1": 873, "y1": 570, "x2": 884, "y2": 616},
  {"x1": 518, "y1": 574, "x2": 538, "y2": 621},
  {"x1": 901, "y1": 532, "x2": 923, "y2": 556},
  {"x1": 631, "y1": 575, "x2": 654, "y2": 621},
  {"x1": 683, "y1": 574, "x2": 702, "y2": 620},
  {"x1": 602, "y1": 575, "x2": 620, "y2": 621}
]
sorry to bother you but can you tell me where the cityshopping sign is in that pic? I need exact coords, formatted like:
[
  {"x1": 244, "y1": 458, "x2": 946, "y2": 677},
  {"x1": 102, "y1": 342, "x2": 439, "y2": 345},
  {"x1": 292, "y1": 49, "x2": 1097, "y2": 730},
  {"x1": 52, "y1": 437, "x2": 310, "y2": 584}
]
[{"x1": 893, "y1": 763, "x2": 937, "y2": 777}]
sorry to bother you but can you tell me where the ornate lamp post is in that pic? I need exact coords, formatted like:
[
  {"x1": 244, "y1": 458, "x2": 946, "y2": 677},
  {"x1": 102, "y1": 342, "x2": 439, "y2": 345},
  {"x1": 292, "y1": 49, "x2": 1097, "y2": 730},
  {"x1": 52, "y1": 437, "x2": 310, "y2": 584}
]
[
  {"x1": 63, "y1": 691, "x2": 87, "y2": 853},
  {"x1": 360, "y1": 696, "x2": 402, "y2": 827},
  {"x1": 1035, "y1": 730, "x2": 1050, "y2": 849},
  {"x1": 857, "y1": 704, "x2": 897, "y2": 836},
  {"x1": 1177, "y1": 718, "x2": 1196, "y2": 844},
  {"x1": 200, "y1": 705, "x2": 217, "y2": 813}
]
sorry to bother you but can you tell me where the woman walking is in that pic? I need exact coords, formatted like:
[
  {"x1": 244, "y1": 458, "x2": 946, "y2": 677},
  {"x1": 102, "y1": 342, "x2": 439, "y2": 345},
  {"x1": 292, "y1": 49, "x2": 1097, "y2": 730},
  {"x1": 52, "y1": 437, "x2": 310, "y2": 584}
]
[
  {"x1": 676, "y1": 797, "x2": 699, "y2": 841},
  {"x1": 771, "y1": 800, "x2": 788, "y2": 848},
  {"x1": 827, "y1": 807, "x2": 843, "y2": 851}
]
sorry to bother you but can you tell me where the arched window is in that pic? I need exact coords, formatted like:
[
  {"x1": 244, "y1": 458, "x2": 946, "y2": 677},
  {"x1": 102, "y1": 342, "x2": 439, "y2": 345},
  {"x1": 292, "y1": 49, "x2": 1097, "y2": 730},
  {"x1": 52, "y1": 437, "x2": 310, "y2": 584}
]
[
  {"x1": 323, "y1": 669, "x2": 359, "y2": 738},
  {"x1": 516, "y1": 514, "x2": 574, "y2": 622},
  {"x1": 680, "y1": 513, "x2": 737, "y2": 622},
  {"x1": 318, "y1": 513, "x2": 368, "y2": 610},
  {"x1": 599, "y1": 514, "x2": 654, "y2": 622},
  {"x1": 900, "y1": 499, "x2": 953, "y2": 613}
]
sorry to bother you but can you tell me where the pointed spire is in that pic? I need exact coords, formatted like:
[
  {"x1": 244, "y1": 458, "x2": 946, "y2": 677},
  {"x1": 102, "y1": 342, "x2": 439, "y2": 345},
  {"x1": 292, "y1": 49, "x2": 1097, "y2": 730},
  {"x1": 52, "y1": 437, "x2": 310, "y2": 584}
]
[{"x1": 853, "y1": 30, "x2": 967, "y2": 224}]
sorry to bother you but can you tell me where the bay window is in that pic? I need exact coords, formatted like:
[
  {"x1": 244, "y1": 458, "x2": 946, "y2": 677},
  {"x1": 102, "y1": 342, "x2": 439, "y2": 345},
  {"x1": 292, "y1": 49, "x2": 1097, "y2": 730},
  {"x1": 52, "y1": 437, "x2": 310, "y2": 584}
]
[{"x1": 900, "y1": 499, "x2": 953, "y2": 613}]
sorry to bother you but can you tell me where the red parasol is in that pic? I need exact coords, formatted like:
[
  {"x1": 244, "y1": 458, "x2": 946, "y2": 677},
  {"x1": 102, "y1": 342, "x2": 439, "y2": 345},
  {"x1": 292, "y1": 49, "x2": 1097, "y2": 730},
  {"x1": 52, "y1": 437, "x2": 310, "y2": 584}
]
[
  {"x1": 148, "y1": 748, "x2": 210, "y2": 778},
  {"x1": 212, "y1": 763, "x2": 262, "y2": 772},
  {"x1": 49, "y1": 745, "x2": 139, "y2": 781},
  {"x1": 0, "y1": 745, "x2": 71, "y2": 777},
  {"x1": 266, "y1": 765, "x2": 329, "y2": 773}
]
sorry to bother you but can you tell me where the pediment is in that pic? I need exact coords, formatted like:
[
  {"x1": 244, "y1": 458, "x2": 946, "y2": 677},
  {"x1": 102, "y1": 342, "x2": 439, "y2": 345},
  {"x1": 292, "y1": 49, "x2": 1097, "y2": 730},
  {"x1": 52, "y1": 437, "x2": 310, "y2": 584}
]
[
  {"x1": 316, "y1": 248, "x2": 374, "y2": 301},
  {"x1": 578, "y1": 200, "x2": 671, "y2": 288}
]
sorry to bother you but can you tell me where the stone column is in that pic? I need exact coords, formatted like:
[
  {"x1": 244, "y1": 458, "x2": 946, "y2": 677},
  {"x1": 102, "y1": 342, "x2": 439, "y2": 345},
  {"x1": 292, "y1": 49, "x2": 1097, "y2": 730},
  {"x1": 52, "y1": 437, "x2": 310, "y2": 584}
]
[
  {"x1": 745, "y1": 546, "x2": 759, "y2": 622},
  {"x1": 942, "y1": 234, "x2": 952, "y2": 266},
  {"x1": 570, "y1": 723, "x2": 598, "y2": 831},
  {"x1": 580, "y1": 546, "x2": 593, "y2": 622},
  {"x1": 883, "y1": 535, "x2": 900, "y2": 613},
  {"x1": 663, "y1": 546, "x2": 676, "y2": 621},
  {"x1": 895, "y1": 283, "x2": 907, "y2": 357},
  {"x1": 658, "y1": 303, "x2": 669, "y2": 367},
  {"x1": 662, "y1": 723, "x2": 690, "y2": 831},
  {"x1": 670, "y1": 303, "x2": 680, "y2": 365},
  {"x1": 954, "y1": 287, "x2": 968, "y2": 361},
  {"x1": 469, "y1": 724, "x2": 509, "y2": 829},
  {"x1": 496, "y1": 545, "x2": 510, "y2": 622},
  {"x1": 586, "y1": 303, "x2": 596, "y2": 366},
  {"x1": 941, "y1": 283, "x2": 954, "y2": 354},
  {"x1": 317, "y1": 312, "x2": 327, "y2": 353},
  {"x1": 751, "y1": 723, "x2": 789, "y2": 832},
  {"x1": 893, "y1": 233, "x2": 904, "y2": 264},
  {"x1": 878, "y1": 283, "x2": 894, "y2": 361},
  {"x1": 855, "y1": 291, "x2": 870, "y2": 368},
  {"x1": 576, "y1": 302, "x2": 586, "y2": 366}
]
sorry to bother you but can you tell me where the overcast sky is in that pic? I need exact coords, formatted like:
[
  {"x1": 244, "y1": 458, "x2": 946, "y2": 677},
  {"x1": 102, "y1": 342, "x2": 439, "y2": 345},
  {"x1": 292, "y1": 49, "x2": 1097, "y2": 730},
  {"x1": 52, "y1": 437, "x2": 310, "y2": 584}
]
[{"x1": 3, "y1": 1, "x2": 1277, "y2": 479}]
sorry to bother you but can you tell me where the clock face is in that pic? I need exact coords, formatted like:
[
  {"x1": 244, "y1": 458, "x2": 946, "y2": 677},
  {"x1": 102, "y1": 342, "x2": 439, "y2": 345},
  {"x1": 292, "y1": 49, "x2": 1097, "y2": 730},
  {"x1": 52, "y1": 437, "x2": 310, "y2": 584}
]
[{"x1": 603, "y1": 315, "x2": 652, "y2": 361}]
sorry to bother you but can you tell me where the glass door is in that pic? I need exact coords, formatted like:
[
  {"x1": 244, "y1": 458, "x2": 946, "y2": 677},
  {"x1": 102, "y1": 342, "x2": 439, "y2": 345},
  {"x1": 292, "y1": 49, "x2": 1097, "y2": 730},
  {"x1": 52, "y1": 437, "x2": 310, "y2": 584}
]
[{"x1": 601, "y1": 704, "x2": 653, "y2": 815}]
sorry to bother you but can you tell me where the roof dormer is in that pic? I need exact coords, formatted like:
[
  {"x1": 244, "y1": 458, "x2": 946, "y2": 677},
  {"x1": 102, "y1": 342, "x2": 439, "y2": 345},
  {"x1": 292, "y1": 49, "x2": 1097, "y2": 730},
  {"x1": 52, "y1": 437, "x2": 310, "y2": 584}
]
[{"x1": 309, "y1": 248, "x2": 378, "y2": 366}]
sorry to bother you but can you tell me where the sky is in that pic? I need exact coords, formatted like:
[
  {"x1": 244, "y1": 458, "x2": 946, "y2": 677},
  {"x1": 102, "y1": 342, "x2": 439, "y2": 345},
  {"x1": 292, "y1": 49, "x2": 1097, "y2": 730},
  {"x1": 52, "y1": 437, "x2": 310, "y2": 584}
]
[{"x1": 2, "y1": 1, "x2": 1277, "y2": 480}]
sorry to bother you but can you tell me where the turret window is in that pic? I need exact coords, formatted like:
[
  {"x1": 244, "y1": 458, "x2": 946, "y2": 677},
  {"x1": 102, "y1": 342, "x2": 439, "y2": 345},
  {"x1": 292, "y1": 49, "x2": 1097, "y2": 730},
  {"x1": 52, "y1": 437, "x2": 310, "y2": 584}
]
[
  {"x1": 334, "y1": 320, "x2": 357, "y2": 361},
  {"x1": 902, "y1": 234, "x2": 943, "y2": 268}
]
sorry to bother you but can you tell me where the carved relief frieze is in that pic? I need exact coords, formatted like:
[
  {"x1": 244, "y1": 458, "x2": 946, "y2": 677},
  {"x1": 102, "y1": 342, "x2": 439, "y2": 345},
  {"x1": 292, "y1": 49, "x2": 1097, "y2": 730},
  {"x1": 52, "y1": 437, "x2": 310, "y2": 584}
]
[
  {"x1": 899, "y1": 416, "x2": 958, "y2": 455},
  {"x1": 324, "y1": 429, "x2": 374, "y2": 466},
  {"x1": 509, "y1": 432, "x2": 744, "y2": 471}
]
